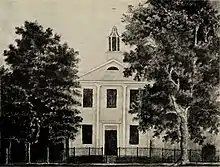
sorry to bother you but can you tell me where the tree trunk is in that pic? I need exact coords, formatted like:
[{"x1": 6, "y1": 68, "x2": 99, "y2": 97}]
[
  {"x1": 46, "y1": 146, "x2": 49, "y2": 163},
  {"x1": 8, "y1": 139, "x2": 11, "y2": 163},
  {"x1": 65, "y1": 138, "x2": 69, "y2": 160},
  {"x1": 179, "y1": 116, "x2": 189, "y2": 165},
  {"x1": 27, "y1": 142, "x2": 31, "y2": 163}
]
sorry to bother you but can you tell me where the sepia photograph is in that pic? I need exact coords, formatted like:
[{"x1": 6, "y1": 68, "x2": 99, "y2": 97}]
[{"x1": 0, "y1": 0, "x2": 220, "y2": 166}]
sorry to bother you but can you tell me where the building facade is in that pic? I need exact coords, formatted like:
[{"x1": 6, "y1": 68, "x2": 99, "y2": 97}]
[{"x1": 69, "y1": 26, "x2": 220, "y2": 156}]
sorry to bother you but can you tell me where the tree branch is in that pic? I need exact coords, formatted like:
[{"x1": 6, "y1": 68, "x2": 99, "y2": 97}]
[
  {"x1": 169, "y1": 95, "x2": 182, "y2": 116},
  {"x1": 169, "y1": 95, "x2": 190, "y2": 121},
  {"x1": 194, "y1": 24, "x2": 200, "y2": 47},
  {"x1": 165, "y1": 65, "x2": 180, "y2": 90}
]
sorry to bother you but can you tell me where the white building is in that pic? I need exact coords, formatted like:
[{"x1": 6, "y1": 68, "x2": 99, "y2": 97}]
[{"x1": 69, "y1": 26, "x2": 220, "y2": 156}]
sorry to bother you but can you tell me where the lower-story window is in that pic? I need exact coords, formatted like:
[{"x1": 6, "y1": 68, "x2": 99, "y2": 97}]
[
  {"x1": 82, "y1": 125, "x2": 93, "y2": 144},
  {"x1": 129, "y1": 125, "x2": 139, "y2": 145}
]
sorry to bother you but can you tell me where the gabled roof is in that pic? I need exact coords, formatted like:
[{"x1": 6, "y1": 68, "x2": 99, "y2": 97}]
[
  {"x1": 79, "y1": 58, "x2": 126, "y2": 78},
  {"x1": 78, "y1": 58, "x2": 138, "y2": 82}
]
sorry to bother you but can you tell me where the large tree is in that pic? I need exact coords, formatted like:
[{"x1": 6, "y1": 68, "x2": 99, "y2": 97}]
[
  {"x1": 0, "y1": 66, "x2": 40, "y2": 163},
  {"x1": 122, "y1": 0, "x2": 220, "y2": 165},
  {"x1": 3, "y1": 21, "x2": 82, "y2": 148},
  {"x1": 0, "y1": 66, "x2": 39, "y2": 143}
]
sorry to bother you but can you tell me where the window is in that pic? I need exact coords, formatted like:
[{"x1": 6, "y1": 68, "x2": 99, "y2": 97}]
[
  {"x1": 83, "y1": 89, "x2": 93, "y2": 108},
  {"x1": 117, "y1": 37, "x2": 120, "y2": 51},
  {"x1": 129, "y1": 125, "x2": 139, "y2": 145},
  {"x1": 108, "y1": 37, "x2": 111, "y2": 51},
  {"x1": 112, "y1": 37, "x2": 117, "y2": 51},
  {"x1": 108, "y1": 26, "x2": 120, "y2": 51},
  {"x1": 130, "y1": 89, "x2": 139, "y2": 109},
  {"x1": 82, "y1": 125, "x2": 92, "y2": 144},
  {"x1": 107, "y1": 66, "x2": 119, "y2": 71},
  {"x1": 107, "y1": 89, "x2": 117, "y2": 108}
]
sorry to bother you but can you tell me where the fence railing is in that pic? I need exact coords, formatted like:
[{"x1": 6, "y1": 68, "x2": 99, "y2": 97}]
[{"x1": 2, "y1": 147, "x2": 220, "y2": 164}]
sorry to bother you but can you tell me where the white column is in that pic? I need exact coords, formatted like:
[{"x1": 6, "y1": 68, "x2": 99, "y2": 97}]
[
  {"x1": 96, "y1": 84, "x2": 100, "y2": 147},
  {"x1": 122, "y1": 85, "x2": 127, "y2": 147}
]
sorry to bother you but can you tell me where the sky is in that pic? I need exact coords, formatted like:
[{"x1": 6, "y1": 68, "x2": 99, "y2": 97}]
[
  {"x1": 0, "y1": 0, "x2": 219, "y2": 74},
  {"x1": 0, "y1": 0, "x2": 144, "y2": 74}
]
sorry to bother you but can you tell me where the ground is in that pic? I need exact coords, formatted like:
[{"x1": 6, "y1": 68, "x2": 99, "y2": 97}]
[{"x1": 1, "y1": 164, "x2": 220, "y2": 167}]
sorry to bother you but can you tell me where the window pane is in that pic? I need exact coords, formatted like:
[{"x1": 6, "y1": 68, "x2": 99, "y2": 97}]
[
  {"x1": 107, "y1": 66, "x2": 119, "y2": 71},
  {"x1": 117, "y1": 37, "x2": 120, "y2": 51},
  {"x1": 129, "y1": 125, "x2": 139, "y2": 145},
  {"x1": 107, "y1": 89, "x2": 117, "y2": 108},
  {"x1": 83, "y1": 89, "x2": 93, "y2": 108},
  {"x1": 82, "y1": 125, "x2": 92, "y2": 144},
  {"x1": 130, "y1": 89, "x2": 139, "y2": 109},
  {"x1": 112, "y1": 37, "x2": 117, "y2": 51},
  {"x1": 109, "y1": 37, "x2": 111, "y2": 51}
]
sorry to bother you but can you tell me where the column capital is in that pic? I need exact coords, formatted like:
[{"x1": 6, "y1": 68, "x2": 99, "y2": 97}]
[{"x1": 95, "y1": 83, "x2": 101, "y2": 88}]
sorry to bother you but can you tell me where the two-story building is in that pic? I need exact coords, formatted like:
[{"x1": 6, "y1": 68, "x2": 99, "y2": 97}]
[
  {"x1": 69, "y1": 26, "x2": 220, "y2": 157},
  {"x1": 69, "y1": 26, "x2": 156, "y2": 156}
]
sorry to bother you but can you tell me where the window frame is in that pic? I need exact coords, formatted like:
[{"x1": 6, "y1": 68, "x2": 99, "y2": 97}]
[
  {"x1": 129, "y1": 89, "x2": 139, "y2": 109},
  {"x1": 83, "y1": 88, "x2": 93, "y2": 108},
  {"x1": 82, "y1": 125, "x2": 93, "y2": 144},
  {"x1": 107, "y1": 66, "x2": 119, "y2": 71},
  {"x1": 129, "y1": 125, "x2": 139, "y2": 145},
  {"x1": 117, "y1": 37, "x2": 120, "y2": 51},
  {"x1": 106, "y1": 89, "x2": 117, "y2": 108}
]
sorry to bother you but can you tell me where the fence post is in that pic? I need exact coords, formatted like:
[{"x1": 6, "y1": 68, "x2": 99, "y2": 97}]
[
  {"x1": 161, "y1": 148, "x2": 163, "y2": 162},
  {"x1": 173, "y1": 148, "x2": 176, "y2": 163},
  {"x1": 89, "y1": 147, "x2": 90, "y2": 156},
  {"x1": 137, "y1": 147, "x2": 139, "y2": 158}
]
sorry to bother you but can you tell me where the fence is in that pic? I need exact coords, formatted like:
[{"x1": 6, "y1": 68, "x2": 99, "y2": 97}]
[{"x1": 2, "y1": 147, "x2": 220, "y2": 164}]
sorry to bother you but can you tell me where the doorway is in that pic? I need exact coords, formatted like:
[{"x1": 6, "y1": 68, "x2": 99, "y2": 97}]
[{"x1": 105, "y1": 130, "x2": 117, "y2": 155}]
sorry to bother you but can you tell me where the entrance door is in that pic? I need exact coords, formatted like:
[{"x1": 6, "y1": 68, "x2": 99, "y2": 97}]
[{"x1": 105, "y1": 130, "x2": 117, "y2": 155}]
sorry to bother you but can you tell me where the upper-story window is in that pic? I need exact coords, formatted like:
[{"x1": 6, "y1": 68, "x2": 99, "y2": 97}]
[
  {"x1": 130, "y1": 89, "x2": 139, "y2": 109},
  {"x1": 83, "y1": 88, "x2": 93, "y2": 108},
  {"x1": 108, "y1": 26, "x2": 120, "y2": 52},
  {"x1": 107, "y1": 89, "x2": 117, "y2": 108}
]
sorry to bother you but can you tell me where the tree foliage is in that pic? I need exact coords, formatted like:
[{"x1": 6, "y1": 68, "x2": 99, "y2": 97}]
[
  {"x1": 0, "y1": 66, "x2": 39, "y2": 143},
  {"x1": 122, "y1": 0, "x2": 220, "y2": 144},
  {"x1": 2, "y1": 21, "x2": 82, "y2": 144}
]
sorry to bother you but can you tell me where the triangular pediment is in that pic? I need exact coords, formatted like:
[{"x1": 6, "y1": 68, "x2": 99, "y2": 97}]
[{"x1": 79, "y1": 59, "x2": 134, "y2": 81}]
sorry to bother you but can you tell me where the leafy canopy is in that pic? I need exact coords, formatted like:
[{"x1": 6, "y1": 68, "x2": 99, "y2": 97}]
[
  {"x1": 3, "y1": 21, "x2": 82, "y2": 144},
  {"x1": 0, "y1": 67, "x2": 39, "y2": 143},
  {"x1": 122, "y1": 0, "x2": 220, "y2": 144}
]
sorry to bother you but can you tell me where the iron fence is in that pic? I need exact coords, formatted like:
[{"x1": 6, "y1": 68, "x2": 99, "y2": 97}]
[{"x1": 2, "y1": 146, "x2": 220, "y2": 164}]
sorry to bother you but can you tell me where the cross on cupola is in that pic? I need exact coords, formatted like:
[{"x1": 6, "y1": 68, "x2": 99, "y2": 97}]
[{"x1": 108, "y1": 26, "x2": 120, "y2": 52}]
